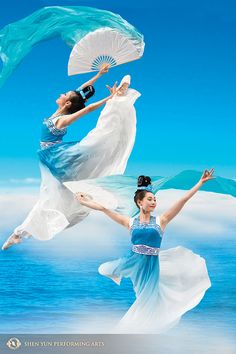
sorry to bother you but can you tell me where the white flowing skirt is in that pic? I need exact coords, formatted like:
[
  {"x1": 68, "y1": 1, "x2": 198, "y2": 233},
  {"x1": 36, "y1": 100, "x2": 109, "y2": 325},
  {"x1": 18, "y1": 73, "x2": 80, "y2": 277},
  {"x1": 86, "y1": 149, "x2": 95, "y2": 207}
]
[
  {"x1": 14, "y1": 88, "x2": 140, "y2": 240},
  {"x1": 99, "y1": 246, "x2": 211, "y2": 334}
]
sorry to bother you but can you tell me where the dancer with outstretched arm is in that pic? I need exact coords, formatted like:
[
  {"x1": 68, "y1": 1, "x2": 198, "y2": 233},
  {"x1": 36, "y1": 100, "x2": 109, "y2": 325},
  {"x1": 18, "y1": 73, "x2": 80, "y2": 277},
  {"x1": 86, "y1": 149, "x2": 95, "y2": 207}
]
[
  {"x1": 76, "y1": 169, "x2": 214, "y2": 333},
  {"x1": 2, "y1": 71, "x2": 139, "y2": 249}
]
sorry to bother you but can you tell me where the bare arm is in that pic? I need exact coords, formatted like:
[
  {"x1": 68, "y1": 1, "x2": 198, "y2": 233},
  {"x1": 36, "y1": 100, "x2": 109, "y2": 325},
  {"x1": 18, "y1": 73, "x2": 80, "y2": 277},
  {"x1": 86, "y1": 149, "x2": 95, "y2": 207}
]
[
  {"x1": 160, "y1": 169, "x2": 214, "y2": 231},
  {"x1": 75, "y1": 193, "x2": 130, "y2": 230},
  {"x1": 79, "y1": 65, "x2": 109, "y2": 89},
  {"x1": 57, "y1": 83, "x2": 117, "y2": 128},
  {"x1": 57, "y1": 94, "x2": 112, "y2": 128}
]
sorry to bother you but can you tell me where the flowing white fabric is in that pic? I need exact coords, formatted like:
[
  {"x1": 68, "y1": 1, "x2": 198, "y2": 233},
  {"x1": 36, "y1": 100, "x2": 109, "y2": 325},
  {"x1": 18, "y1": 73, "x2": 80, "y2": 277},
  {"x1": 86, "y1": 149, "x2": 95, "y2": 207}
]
[
  {"x1": 99, "y1": 246, "x2": 211, "y2": 334},
  {"x1": 14, "y1": 87, "x2": 140, "y2": 240}
]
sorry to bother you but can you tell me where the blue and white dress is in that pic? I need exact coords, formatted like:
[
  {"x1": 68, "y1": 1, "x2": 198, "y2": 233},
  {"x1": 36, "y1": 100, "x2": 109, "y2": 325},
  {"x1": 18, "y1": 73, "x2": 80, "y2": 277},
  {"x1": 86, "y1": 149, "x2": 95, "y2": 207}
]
[
  {"x1": 98, "y1": 215, "x2": 211, "y2": 333},
  {"x1": 38, "y1": 115, "x2": 80, "y2": 182},
  {"x1": 14, "y1": 84, "x2": 141, "y2": 240}
]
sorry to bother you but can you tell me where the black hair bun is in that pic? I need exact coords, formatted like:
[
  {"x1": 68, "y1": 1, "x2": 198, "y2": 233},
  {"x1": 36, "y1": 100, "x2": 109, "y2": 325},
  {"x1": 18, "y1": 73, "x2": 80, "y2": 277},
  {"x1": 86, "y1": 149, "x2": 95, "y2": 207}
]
[
  {"x1": 83, "y1": 85, "x2": 95, "y2": 100},
  {"x1": 137, "y1": 175, "x2": 151, "y2": 187}
]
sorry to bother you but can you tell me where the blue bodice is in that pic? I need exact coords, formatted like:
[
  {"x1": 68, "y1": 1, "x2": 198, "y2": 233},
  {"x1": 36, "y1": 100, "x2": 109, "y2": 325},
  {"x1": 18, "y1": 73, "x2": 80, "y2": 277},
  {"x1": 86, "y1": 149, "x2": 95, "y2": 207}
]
[
  {"x1": 130, "y1": 216, "x2": 163, "y2": 248},
  {"x1": 41, "y1": 116, "x2": 67, "y2": 143}
]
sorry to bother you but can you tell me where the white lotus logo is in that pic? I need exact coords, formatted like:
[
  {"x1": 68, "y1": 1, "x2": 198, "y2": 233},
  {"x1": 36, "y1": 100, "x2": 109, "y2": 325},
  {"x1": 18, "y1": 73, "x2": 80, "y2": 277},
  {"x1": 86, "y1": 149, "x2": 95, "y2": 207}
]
[{"x1": 6, "y1": 338, "x2": 21, "y2": 350}]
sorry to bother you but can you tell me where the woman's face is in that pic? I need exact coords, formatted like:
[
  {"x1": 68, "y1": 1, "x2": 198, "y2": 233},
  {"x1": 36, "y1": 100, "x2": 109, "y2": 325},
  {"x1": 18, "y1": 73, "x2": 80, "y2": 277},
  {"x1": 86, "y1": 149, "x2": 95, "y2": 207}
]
[
  {"x1": 56, "y1": 91, "x2": 74, "y2": 107},
  {"x1": 138, "y1": 192, "x2": 156, "y2": 212}
]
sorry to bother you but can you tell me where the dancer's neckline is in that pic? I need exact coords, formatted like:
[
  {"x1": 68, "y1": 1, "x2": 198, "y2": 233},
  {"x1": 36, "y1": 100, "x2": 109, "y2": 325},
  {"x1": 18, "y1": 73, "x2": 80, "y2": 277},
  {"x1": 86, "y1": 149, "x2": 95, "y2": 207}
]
[
  {"x1": 49, "y1": 114, "x2": 63, "y2": 119},
  {"x1": 138, "y1": 215, "x2": 152, "y2": 224}
]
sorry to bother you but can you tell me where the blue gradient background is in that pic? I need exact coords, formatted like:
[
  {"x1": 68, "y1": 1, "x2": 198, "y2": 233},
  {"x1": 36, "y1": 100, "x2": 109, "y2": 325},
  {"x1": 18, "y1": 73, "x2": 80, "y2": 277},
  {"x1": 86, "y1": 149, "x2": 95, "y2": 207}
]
[
  {"x1": 0, "y1": 0, "x2": 235, "y2": 179},
  {"x1": 0, "y1": 3, "x2": 236, "y2": 351}
]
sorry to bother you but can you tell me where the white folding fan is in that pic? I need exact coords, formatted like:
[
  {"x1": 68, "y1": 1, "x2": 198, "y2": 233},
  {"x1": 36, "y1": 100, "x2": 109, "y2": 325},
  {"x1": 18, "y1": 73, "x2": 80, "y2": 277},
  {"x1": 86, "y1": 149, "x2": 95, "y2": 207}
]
[{"x1": 68, "y1": 28, "x2": 144, "y2": 75}]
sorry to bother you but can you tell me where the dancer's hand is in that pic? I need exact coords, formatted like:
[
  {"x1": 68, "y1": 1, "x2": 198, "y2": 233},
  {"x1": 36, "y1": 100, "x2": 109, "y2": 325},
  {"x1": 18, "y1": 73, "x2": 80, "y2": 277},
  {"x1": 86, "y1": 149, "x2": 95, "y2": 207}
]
[
  {"x1": 106, "y1": 82, "x2": 118, "y2": 97},
  {"x1": 99, "y1": 64, "x2": 110, "y2": 75},
  {"x1": 75, "y1": 193, "x2": 89, "y2": 203},
  {"x1": 160, "y1": 168, "x2": 215, "y2": 231},
  {"x1": 75, "y1": 193, "x2": 105, "y2": 211},
  {"x1": 199, "y1": 168, "x2": 215, "y2": 185},
  {"x1": 75, "y1": 192, "x2": 130, "y2": 228}
]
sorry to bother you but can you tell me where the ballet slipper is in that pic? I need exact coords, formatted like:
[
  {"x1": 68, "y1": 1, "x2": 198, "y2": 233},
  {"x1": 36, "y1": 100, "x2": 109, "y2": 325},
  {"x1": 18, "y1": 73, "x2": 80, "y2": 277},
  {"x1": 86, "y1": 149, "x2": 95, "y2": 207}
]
[{"x1": 2, "y1": 233, "x2": 22, "y2": 251}]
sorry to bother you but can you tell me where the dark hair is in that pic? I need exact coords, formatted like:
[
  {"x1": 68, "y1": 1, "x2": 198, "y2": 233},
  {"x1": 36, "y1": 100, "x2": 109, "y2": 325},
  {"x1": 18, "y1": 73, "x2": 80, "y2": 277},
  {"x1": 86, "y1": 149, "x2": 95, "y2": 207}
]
[
  {"x1": 66, "y1": 85, "x2": 96, "y2": 114},
  {"x1": 66, "y1": 92, "x2": 85, "y2": 114},
  {"x1": 134, "y1": 175, "x2": 152, "y2": 208}
]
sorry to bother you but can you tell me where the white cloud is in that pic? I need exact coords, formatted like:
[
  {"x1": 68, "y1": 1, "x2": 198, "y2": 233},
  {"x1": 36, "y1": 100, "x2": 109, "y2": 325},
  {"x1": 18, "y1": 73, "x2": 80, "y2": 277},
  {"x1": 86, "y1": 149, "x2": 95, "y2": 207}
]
[
  {"x1": 0, "y1": 178, "x2": 40, "y2": 186},
  {"x1": 0, "y1": 192, "x2": 38, "y2": 231},
  {"x1": 0, "y1": 189, "x2": 235, "y2": 257},
  {"x1": 56, "y1": 312, "x2": 236, "y2": 353},
  {"x1": 154, "y1": 189, "x2": 236, "y2": 237},
  {"x1": 0, "y1": 190, "x2": 128, "y2": 258},
  {"x1": 8, "y1": 178, "x2": 40, "y2": 184}
]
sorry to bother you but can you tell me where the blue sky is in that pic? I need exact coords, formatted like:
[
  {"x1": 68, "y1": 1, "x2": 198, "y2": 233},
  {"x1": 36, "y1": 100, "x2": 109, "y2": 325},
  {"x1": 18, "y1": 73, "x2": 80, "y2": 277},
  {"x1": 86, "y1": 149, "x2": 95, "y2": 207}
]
[{"x1": 0, "y1": 0, "x2": 235, "y2": 179}]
